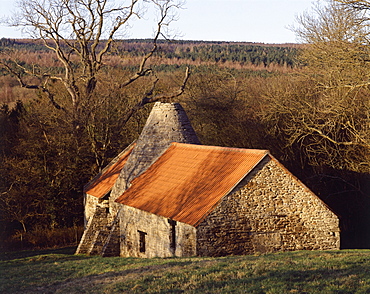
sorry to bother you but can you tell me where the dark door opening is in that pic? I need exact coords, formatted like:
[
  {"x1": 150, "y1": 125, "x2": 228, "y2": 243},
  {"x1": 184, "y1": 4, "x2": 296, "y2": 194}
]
[
  {"x1": 168, "y1": 219, "x2": 177, "y2": 253},
  {"x1": 138, "y1": 230, "x2": 147, "y2": 253}
]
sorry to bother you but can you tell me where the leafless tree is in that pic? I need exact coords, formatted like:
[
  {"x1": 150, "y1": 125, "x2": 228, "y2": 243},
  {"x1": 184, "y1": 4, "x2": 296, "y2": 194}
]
[
  {"x1": 260, "y1": 0, "x2": 370, "y2": 174},
  {"x1": 0, "y1": 0, "x2": 190, "y2": 170},
  {"x1": 335, "y1": 0, "x2": 370, "y2": 10},
  {"x1": 2, "y1": 0, "x2": 189, "y2": 128}
]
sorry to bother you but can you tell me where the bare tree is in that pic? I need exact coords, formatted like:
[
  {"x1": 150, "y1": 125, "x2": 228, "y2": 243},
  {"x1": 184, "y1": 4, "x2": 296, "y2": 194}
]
[
  {"x1": 295, "y1": 0, "x2": 370, "y2": 87},
  {"x1": 2, "y1": 0, "x2": 189, "y2": 128},
  {"x1": 335, "y1": 0, "x2": 370, "y2": 10},
  {"x1": 0, "y1": 1, "x2": 193, "y2": 238},
  {"x1": 1, "y1": 0, "x2": 190, "y2": 170},
  {"x1": 260, "y1": 0, "x2": 370, "y2": 174}
]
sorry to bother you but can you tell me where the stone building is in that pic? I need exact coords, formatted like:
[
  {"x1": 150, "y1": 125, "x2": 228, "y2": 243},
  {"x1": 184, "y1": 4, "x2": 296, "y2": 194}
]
[{"x1": 76, "y1": 102, "x2": 340, "y2": 257}]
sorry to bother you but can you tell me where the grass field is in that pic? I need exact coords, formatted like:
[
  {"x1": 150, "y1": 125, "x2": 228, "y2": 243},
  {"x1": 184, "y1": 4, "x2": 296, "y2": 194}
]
[{"x1": 1, "y1": 247, "x2": 370, "y2": 293}]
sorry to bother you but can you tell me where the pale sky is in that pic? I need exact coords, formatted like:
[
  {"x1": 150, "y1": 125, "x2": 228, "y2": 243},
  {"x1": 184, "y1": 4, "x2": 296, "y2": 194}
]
[{"x1": 0, "y1": 0, "x2": 314, "y2": 44}]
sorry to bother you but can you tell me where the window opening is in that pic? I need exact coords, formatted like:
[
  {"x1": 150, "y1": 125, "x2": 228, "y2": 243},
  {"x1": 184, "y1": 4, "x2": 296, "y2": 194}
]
[
  {"x1": 138, "y1": 230, "x2": 147, "y2": 253},
  {"x1": 98, "y1": 191, "x2": 111, "y2": 203}
]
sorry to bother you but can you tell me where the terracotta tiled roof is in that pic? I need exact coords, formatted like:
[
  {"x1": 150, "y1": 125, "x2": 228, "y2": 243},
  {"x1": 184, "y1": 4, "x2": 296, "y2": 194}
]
[
  {"x1": 115, "y1": 143, "x2": 268, "y2": 226},
  {"x1": 84, "y1": 144, "x2": 135, "y2": 198}
]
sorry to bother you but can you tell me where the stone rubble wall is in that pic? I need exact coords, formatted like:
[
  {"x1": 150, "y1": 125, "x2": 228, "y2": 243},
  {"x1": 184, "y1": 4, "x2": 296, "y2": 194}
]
[
  {"x1": 101, "y1": 221, "x2": 121, "y2": 257},
  {"x1": 85, "y1": 194, "x2": 115, "y2": 225},
  {"x1": 75, "y1": 206, "x2": 109, "y2": 255},
  {"x1": 119, "y1": 205, "x2": 196, "y2": 258},
  {"x1": 78, "y1": 195, "x2": 119, "y2": 255},
  {"x1": 84, "y1": 194, "x2": 99, "y2": 228},
  {"x1": 196, "y1": 156, "x2": 340, "y2": 256}
]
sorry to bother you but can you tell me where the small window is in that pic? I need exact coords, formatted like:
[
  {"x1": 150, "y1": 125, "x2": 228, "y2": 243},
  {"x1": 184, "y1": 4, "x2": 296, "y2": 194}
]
[{"x1": 138, "y1": 230, "x2": 147, "y2": 253}]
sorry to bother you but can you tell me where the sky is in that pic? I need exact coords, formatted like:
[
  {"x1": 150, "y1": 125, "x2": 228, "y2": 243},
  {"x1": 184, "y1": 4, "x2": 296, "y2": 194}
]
[{"x1": 0, "y1": 0, "x2": 314, "y2": 44}]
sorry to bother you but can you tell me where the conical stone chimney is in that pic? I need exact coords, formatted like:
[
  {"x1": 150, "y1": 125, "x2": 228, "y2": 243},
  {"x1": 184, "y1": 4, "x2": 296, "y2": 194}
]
[{"x1": 110, "y1": 102, "x2": 200, "y2": 200}]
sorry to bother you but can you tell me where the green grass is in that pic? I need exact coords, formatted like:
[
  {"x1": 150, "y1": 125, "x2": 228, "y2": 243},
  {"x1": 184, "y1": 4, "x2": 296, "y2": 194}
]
[{"x1": 1, "y1": 248, "x2": 370, "y2": 293}]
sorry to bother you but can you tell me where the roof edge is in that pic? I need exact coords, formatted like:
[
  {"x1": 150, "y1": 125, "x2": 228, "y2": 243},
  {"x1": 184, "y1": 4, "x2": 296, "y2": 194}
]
[
  {"x1": 268, "y1": 154, "x2": 341, "y2": 218},
  {"x1": 83, "y1": 141, "x2": 137, "y2": 194}
]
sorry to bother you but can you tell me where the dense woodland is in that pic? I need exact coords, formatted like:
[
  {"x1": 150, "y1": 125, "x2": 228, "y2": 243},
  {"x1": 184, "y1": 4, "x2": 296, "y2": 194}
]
[{"x1": 1, "y1": 0, "x2": 370, "y2": 252}]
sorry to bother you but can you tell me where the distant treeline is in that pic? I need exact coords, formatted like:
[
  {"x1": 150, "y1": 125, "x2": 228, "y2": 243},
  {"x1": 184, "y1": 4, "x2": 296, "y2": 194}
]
[
  {"x1": 0, "y1": 38, "x2": 48, "y2": 52},
  {"x1": 118, "y1": 40, "x2": 299, "y2": 68},
  {"x1": 157, "y1": 44, "x2": 297, "y2": 67},
  {"x1": 0, "y1": 38, "x2": 299, "y2": 68}
]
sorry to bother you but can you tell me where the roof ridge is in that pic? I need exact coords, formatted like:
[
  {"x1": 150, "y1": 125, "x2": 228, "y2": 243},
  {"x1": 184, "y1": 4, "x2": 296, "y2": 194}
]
[{"x1": 171, "y1": 142, "x2": 269, "y2": 154}]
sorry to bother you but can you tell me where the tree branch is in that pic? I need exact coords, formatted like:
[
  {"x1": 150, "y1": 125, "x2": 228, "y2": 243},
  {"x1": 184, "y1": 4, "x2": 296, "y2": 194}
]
[{"x1": 121, "y1": 66, "x2": 191, "y2": 126}]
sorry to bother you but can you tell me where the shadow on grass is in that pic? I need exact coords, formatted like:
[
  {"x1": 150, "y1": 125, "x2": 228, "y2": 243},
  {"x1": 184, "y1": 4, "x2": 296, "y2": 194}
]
[
  {"x1": 50, "y1": 264, "x2": 367, "y2": 294},
  {"x1": 189, "y1": 267, "x2": 368, "y2": 294},
  {"x1": 1, "y1": 250, "x2": 370, "y2": 293},
  {"x1": 0, "y1": 246, "x2": 78, "y2": 261},
  {"x1": 35, "y1": 260, "x2": 198, "y2": 293}
]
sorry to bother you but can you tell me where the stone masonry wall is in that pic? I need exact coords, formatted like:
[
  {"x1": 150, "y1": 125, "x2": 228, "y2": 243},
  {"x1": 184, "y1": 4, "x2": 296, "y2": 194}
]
[
  {"x1": 119, "y1": 205, "x2": 197, "y2": 258},
  {"x1": 76, "y1": 206, "x2": 109, "y2": 255},
  {"x1": 196, "y1": 156, "x2": 340, "y2": 256},
  {"x1": 85, "y1": 194, "x2": 115, "y2": 225},
  {"x1": 84, "y1": 194, "x2": 99, "y2": 228}
]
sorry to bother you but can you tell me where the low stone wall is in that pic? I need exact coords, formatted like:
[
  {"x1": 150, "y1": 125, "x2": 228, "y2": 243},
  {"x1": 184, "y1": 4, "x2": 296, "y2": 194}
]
[
  {"x1": 119, "y1": 205, "x2": 196, "y2": 258},
  {"x1": 196, "y1": 156, "x2": 340, "y2": 256}
]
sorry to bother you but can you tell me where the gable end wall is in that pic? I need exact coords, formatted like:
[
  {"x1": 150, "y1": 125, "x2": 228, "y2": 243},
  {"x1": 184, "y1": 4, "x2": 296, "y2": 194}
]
[{"x1": 196, "y1": 156, "x2": 340, "y2": 256}]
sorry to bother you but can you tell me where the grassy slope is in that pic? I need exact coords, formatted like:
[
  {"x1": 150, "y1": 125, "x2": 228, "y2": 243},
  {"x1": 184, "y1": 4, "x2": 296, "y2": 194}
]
[{"x1": 1, "y1": 248, "x2": 370, "y2": 294}]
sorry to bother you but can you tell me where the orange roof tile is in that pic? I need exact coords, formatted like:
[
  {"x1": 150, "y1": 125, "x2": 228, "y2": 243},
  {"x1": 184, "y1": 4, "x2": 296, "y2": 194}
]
[
  {"x1": 115, "y1": 143, "x2": 268, "y2": 226},
  {"x1": 84, "y1": 144, "x2": 135, "y2": 198}
]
